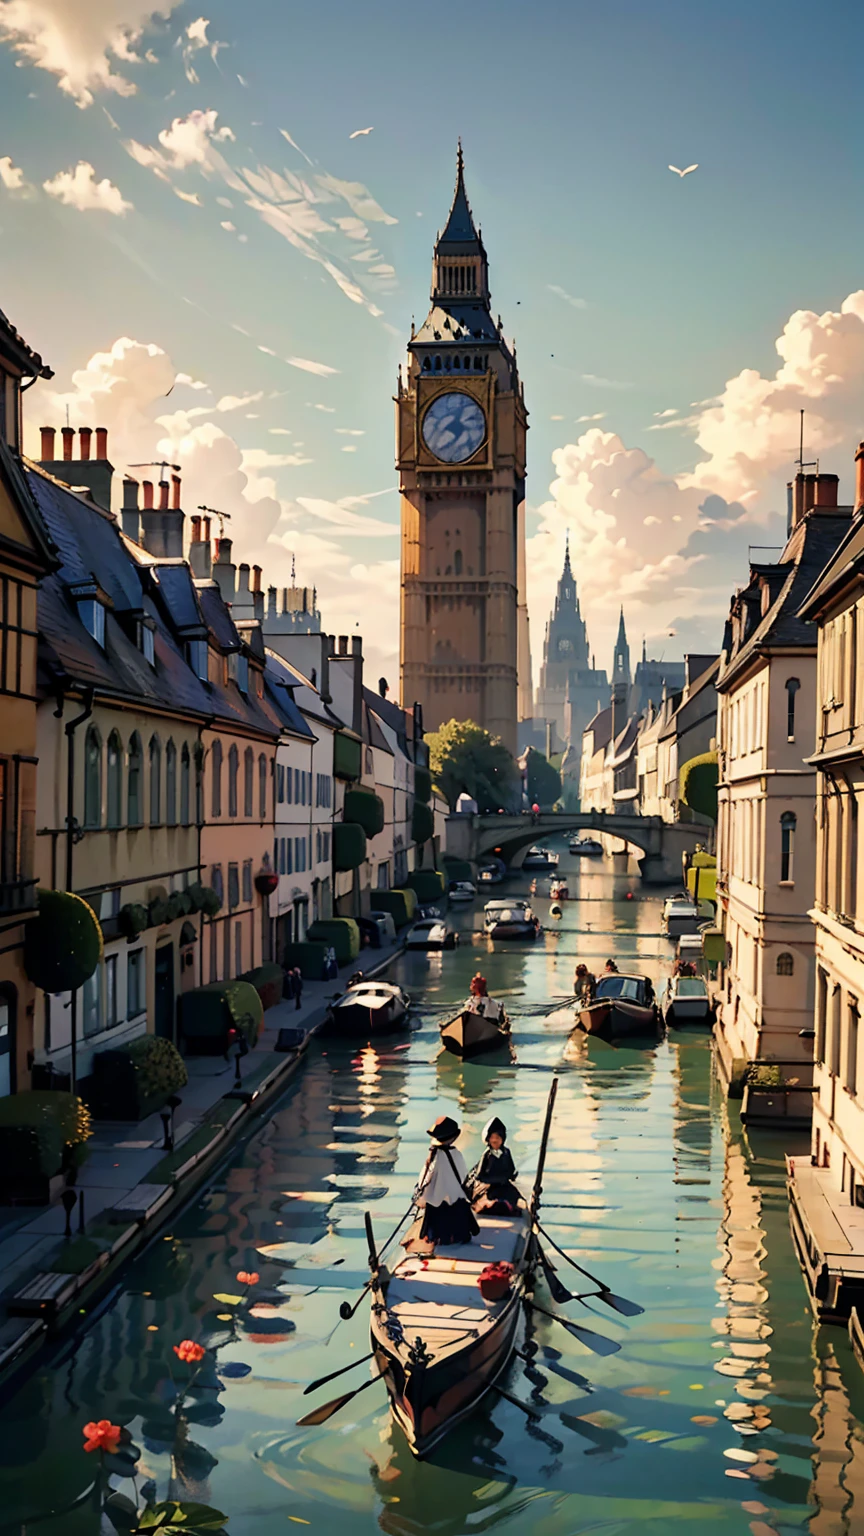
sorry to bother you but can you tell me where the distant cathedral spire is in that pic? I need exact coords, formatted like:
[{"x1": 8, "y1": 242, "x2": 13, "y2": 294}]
[{"x1": 613, "y1": 607, "x2": 631, "y2": 687}]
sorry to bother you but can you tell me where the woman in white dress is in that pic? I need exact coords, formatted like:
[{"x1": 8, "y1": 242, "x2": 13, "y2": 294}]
[{"x1": 414, "y1": 1116, "x2": 480, "y2": 1247}]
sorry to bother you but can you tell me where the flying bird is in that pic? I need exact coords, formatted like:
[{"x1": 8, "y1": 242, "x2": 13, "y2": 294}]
[
  {"x1": 669, "y1": 163, "x2": 698, "y2": 178},
  {"x1": 350, "y1": 127, "x2": 374, "y2": 139}
]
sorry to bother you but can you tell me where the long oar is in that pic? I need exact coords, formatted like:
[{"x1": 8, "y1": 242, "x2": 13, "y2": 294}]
[
  {"x1": 303, "y1": 1351, "x2": 375, "y2": 1396},
  {"x1": 517, "y1": 1344, "x2": 592, "y2": 1392},
  {"x1": 527, "y1": 1299, "x2": 620, "y2": 1357},
  {"x1": 534, "y1": 1220, "x2": 644, "y2": 1317},
  {"x1": 530, "y1": 1076, "x2": 559, "y2": 1219},
  {"x1": 296, "y1": 1372, "x2": 383, "y2": 1426},
  {"x1": 338, "y1": 1203, "x2": 414, "y2": 1321},
  {"x1": 535, "y1": 1237, "x2": 576, "y2": 1306},
  {"x1": 493, "y1": 1384, "x2": 541, "y2": 1422}
]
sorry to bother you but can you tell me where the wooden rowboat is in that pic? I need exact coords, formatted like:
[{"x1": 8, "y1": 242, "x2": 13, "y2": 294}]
[
  {"x1": 440, "y1": 1008, "x2": 510, "y2": 1059},
  {"x1": 575, "y1": 974, "x2": 659, "y2": 1040},
  {"x1": 325, "y1": 981, "x2": 410, "y2": 1038}
]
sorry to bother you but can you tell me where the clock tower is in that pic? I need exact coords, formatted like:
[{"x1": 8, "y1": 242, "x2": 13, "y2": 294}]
[{"x1": 397, "y1": 146, "x2": 527, "y2": 754}]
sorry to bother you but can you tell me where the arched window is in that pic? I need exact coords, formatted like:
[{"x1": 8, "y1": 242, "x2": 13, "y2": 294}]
[
  {"x1": 786, "y1": 677, "x2": 800, "y2": 741},
  {"x1": 211, "y1": 739, "x2": 222, "y2": 818},
  {"x1": 454, "y1": 549, "x2": 463, "y2": 575},
  {"x1": 258, "y1": 752, "x2": 268, "y2": 819},
  {"x1": 780, "y1": 811, "x2": 796, "y2": 882},
  {"x1": 422, "y1": 357, "x2": 431, "y2": 371},
  {"x1": 128, "y1": 733, "x2": 143, "y2": 827},
  {"x1": 777, "y1": 952, "x2": 794, "y2": 976},
  {"x1": 464, "y1": 355, "x2": 471, "y2": 370},
  {"x1": 474, "y1": 356, "x2": 482, "y2": 371},
  {"x1": 83, "y1": 726, "x2": 102, "y2": 828},
  {"x1": 165, "y1": 740, "x2": 177, "y2": 826},
  {"x1": 244, "y1": 747, "x2": 254, "y2": 817},
  {"x1": 453, "y1": 354, "x2": 461, "y2": 369},
  {"x1": 149, "y1": 735, "x2": 162, "y2": 825},
  {"x1": 106, "y1": 731, "x2": 122, "y2": 828},
  {"x1": 180, "y1": 743, "x2": 191, "y2": 827},
  {"x1": 228, "y1": 744, "x2": 239, "y2": 818},
  {"x1": 434, "y1": 355, "x2": 441, "y2": 371}
]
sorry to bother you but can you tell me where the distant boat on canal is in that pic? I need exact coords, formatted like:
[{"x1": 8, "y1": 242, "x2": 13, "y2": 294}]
[
  {"x1": 324, "y1": 979, "x2": 411, "y2": 1037},
  {"x1": 574, "y1": 973, "x2": 660, "y2": 1040},
  {"x1": 483, "y1": 899, "x2": 540, "y2": 940},
  {"x1": 440, "y1": 1002, "x2": 511, "y2": 1058}
]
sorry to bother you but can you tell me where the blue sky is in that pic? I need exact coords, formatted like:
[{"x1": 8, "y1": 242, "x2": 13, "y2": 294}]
[{"x1": 1, "y1": 0, "x2": 863, "y2": 683}]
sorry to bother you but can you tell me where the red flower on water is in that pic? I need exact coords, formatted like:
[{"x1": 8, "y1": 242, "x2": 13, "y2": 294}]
[
  {"x1": 237, "y1": 1270, "x2": 259, "y2": 1287},
  {"x1": 173, "y1": 1339, "x2": 206, "y2": 1363},
  {"x1": 83, "y1": 1420, "x2": 122, "y2": 1454}
]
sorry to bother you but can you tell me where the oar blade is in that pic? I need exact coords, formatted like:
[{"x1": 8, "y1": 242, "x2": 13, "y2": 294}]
[
  {"x1": 564, "y1": 1320, "x2": 620, "y2": 1357},
  {"x1": 304, "y1": 1350, "x2": 374, "y2": 1395},
  {"x1": 297, "y1": 1389, "x2": 357, "y2": 1426},
  {"x1": 599, "y1": 1290, "x2": 644, "y2": 1318}
]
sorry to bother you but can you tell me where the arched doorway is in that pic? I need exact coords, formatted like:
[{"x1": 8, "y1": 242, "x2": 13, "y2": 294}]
[{"x1": 154, "y1": 944, "x2": 175, "y2": 1043}]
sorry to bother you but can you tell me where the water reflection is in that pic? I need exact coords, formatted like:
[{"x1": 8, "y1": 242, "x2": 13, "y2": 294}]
[{"x1": 0, "y1": 846, "x2": 863, "y2": 1533}]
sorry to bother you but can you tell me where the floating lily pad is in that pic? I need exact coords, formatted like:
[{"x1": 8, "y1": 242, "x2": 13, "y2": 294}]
[{"x1": 217, "y1": 1361, "x2": 252, "y2": 1378}]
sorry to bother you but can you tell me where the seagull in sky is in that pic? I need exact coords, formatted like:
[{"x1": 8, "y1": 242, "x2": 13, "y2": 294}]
[
  {"x1": 350, "y1": 126, "x2": 374, "y2": 138},
  {"x1": 668, "y1": 163, "x2": 698, "y2": 178}
]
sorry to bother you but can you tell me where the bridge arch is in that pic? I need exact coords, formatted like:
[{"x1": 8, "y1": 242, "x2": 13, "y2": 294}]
[{"x1": 445, "y1": 811, "x2": 710, "y2": 885}]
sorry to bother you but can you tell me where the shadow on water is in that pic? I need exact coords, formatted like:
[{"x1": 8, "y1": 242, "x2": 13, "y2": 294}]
[{"x1": 0, "y1": 843, "x2": 862, "y2": 1533}]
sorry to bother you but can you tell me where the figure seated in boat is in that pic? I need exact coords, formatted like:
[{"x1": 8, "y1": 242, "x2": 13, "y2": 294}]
[
  {"x1": 470, "y1": 1117, "x2": 521, "y2": 1216},
  {"x1": 466, "y1": 973, "x2": 505, "y2": 1022},
  {"x1": 574, "y1": 963, "x2": 596, "y2": 1004},
  {"x1": 408, "y1": 1116, "x2": 480, "y2": 1252},
  {"x1": 603, "y1": 958, "x2": 619, "y2": 975}
]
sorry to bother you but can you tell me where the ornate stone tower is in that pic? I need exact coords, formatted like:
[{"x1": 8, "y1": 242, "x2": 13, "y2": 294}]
[
  {"x1": 397, "y1": 146, "x2": 527, "y2": 754},
  {"x1": 535, "y1": 536, "x2": 607, "y2": 752}
]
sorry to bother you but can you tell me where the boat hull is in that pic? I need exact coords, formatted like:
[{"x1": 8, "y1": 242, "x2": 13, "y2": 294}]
[
  {"x1": 665, "y1": 1001, "x2": 711, "y2": 1024},
  {"x1": 576, "y1": 998, "x2": 658, "y2": 1039},
  {"x1": 486, "y1": 921, "x2": 538, "y2": 940},
  {"x1": 441, "y1": 1009, "x2": 510, "y2": 1058}
]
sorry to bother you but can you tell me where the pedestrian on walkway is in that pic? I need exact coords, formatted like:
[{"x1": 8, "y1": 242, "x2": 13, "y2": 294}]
[
  {"x1": 283, "y1": 967, "x2": 297, "y2": 1003},
  {"x1": 293, "y1": 967, "x2": 303, "y2": 1011}
]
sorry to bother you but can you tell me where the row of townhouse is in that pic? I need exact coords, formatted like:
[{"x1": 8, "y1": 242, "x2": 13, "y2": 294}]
[{"x1": 0, "y1": 302, "x2": 433, "y2": 1100}]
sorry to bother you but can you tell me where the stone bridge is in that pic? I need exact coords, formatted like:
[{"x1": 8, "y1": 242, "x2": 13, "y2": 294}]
[{"x1": 444, "y1": 810, "x2": 710, "y2": 885}]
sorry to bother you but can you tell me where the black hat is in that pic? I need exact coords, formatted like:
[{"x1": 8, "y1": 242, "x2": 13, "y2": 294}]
[
  {"x1": 482, "y1": 1116, "x2": 506, "y2": 1143},
  {"x1": 427, "y1": 1115, "x2": 460, "y2": 1145}
]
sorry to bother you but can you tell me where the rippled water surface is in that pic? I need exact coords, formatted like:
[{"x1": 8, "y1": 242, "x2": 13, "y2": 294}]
[{"x1": 2, "y1": 846, "x2": 864, "y2": 1535}]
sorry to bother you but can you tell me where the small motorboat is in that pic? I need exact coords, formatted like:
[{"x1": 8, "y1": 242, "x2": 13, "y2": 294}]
[
  {"x1": 662, "y1": 974, "x2": 712, "y2": 1025},
  {"x1": 325, "y1": 980, "x2": 410, "y2": 1037},
  {"x1": 549, "y1": 879, "x2": 569, "y2": 900},
  {"x1": 440, "y1": 1003, "x2": 510, "y2": 1058},
  {"x1": 574, "y1": 973, "x2": 659, "y2": 1039},
  {"x1": 405, "y1": 917, "x2": 457, "y2": 951},
  {"x1": 522, "y1": 846, "x2": 559, "y2": 872},
  {"x1": 569, "y1": 837, "x2": 603, "y2": 856},
  {"x1": 447, "y1": 880, "x2": 477, "y2": 904},
  {"x1": 477, "y1": 863, "x2": 504, "y2": 886},
  {"x1": 662, "y1": 895, "x2": 714, "y2": 937},
  {"x1": 484, "y1": 900, "x2": 539, "y2": 940}
]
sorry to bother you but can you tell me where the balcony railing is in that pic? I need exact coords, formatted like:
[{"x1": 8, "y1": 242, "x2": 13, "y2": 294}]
[{"x1": 0, "y1": 877, "x2": 38, "y2": 918}]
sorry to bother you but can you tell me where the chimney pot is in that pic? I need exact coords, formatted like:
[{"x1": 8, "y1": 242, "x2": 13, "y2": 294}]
[
  {"x1": 40, "y1": 426, "x2": 55, "y2": 461},
  {"x1": 142, "y1": 480, "x2": 154, "y2": 509},
  {"x1": 216, "y1": 537, "x2": 232, "y2": 563},
  {"x1": 61, "y1": 426, "x2": 74, "y2": 462},
  {"x1": 338, "y1": 635, "x2": 349, "y2": 655},
  {"x1": 158, "y1": 479, "x2": 169, "y2": 511},
  {"x1": 190, "y1": 514, "x2": 202, "y2": 543},
  {"x1": 812, "y1": 472, "x2": 839, "y2": 510},
  {"x1": 252, "y1": 565, "x2": 262, "y2": 593},
  {"x1": 122, "y1": 477, "x2": 139, "y2": 511},
  {"x1": 351, "y1": 635, "x2": 362, "y2": 656},
  {"x1": 171, "y1": 473, "x2": 181, "y2": 511},
  {"x1": 95, "y1": 427, "x2": 108, "y2": 460},
  {"x1": 202, "y1": 516, "x2": 211, "y2": 542},
  {"x1": 78, "y1": 427, "x2": 92, "y2": 461},
  {"x1": 855, "y1": 443, "x2": 864, "y2": 514}
]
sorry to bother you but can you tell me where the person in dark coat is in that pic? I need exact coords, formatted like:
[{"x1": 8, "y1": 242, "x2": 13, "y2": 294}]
[
  {"x1": 293, "y1": 967, "x2": 303, "y2": 1011},
  {"x1": 413, "y1": 1116, "x2": 480, "y2": 1249},
  {"x1": 470, "y1": 1117, "x2": 520, "y2": 1214}
]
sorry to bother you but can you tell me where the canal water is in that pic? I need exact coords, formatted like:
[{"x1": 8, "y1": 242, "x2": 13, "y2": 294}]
[{"x1": 2, "y1": 845, "x2": 864, "y2": 1535}]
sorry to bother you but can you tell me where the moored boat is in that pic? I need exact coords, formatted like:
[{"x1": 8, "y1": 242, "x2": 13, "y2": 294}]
[
  {"x1": 575, "y1": 973, "x2": 659, "y2": 1039},
  {"x1": 661, "y1": 974, "x2": 711, "y2": 1024},
  {"x1": 325, "y1": 980, "x2": 410, "y2": 1037},
  {"x1": 549, "y1": 878, "x2": 569, "y2": 900},
  {"x1": 484, "y1": 899, "x2": 539, "y2": 940},
  {"x1": 405, "y1": 917, "x2": 457, "y2": 951},
  {"x1": 440, "y1": 1006, "x2": 510, "y2": 1058}
]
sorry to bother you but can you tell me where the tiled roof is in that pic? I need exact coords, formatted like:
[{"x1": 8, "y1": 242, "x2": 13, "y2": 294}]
[
  {"x1": 799, "y1": 513, "x2": 864, "y2": 617},
  {"x1": 0, "y1": 305, "x2": 52, "y2": 377},
  {"x1": 197, "y1": 581, "x2": 242, "y2": 650},
  {"x1": 29, "y1": 467, "x2": 140, "y2": 612},
  {"x1": 152, "y1": 563, "x2": 206, "y2": 633},
  {"x1": 413, "y1": 303, "x2": 499, "y2": 346}
]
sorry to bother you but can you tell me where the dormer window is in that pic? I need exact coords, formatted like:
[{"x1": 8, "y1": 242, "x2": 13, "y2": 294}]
[
  {"x1": 138, "y1": 618, "x2": 155, "y2": 666},
  {"x1": 228, "y1": 651, "x2": 249, "y2": 693},
  {"x1": 186, "y1": 638, "x2": 208, "y2": 681},
  {"x1": 80, "y1": 599, "x2": 105, "y2": 647}
]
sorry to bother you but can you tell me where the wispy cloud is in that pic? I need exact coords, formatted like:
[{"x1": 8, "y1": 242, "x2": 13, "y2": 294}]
[
  {"x1": 173, "y1": 186, "x2": 201, "y2": 205},
  {"x1": 216, "y1": 391, "x2": 262, "y2": 412},
  {"x1": 581, "y1": 373, "x2": 634, "y2": 390},
  {"x1": 179, "y1": 16, "x2": 225, "y2": 84},
  {"x1": 286, "y1": 356, "x2": 339, "y2": 377},
  {"x1": 243, "y1": 448, "x2": 313, "y2": 469},
  {"x1": 577, "y1": 412, "x2": 606, "y2": 423},
  {"x1": 0, "y1": 0, "x2": 182, "y2": 108},
  {"x1": 43, "y1": 161, "x2": 132, "y2": 214},
  {"x1": 548, "y1": 284, "x2": 587, "y2": 310},
  {"x1": 654, "y1": 408, "x2": 678, "y2": 419}
]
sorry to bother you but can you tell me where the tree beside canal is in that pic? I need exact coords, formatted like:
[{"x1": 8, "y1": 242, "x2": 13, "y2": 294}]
[{"x1": 426, "y1": 719, "x2": 519, "y2": 812}]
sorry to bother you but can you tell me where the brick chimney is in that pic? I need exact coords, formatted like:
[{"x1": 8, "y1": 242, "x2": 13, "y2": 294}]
[
  {"x1": 78, "y1": 427, "x2": 92, "y2": 461},
  {"x1": 40, "y1": 424, "x2": 115, "y2": 512},
  {"x1": 140, "y1": 472, "x2": 185, "y2": 559},
  {"x1": 142, "y1": 480, "x2": 154, "y2": 509},
  {"x1": 856, "y1": 442, "x2": 864, "y2": 515},
  {"x1": 40, "y1": 427, "x2": 55, "y2": 460},
  {"x1": 121, "y1": 477, "x2": 140, "y2": 542},
  {"x1": 61, "y1": 426, "x2": 74, "y2": 461},
  {"x1": 188, "y1": 513, "x2": 212, "y2": 579},
  {"x1": 213, "y1": 536, "x2": 236, "y2": 602}
]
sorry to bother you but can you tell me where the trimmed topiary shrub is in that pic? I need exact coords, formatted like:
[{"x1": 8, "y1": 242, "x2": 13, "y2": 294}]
[
  {"x1": 679, "y1": 751, "x2": 719, "y2": 823},
  {"x1": 282, "y1": 941, "x2": 329, "y2": 980},
  {"x1": 411, "y1": 802, "x2": 435, "y2": 844},
  {"x1": 307, "y1": 918, "x2": 361, "y2": 964},
  {"x1": 90, "y1": 1035, "x2": 188, "y2": 1121},
  {"x1": 343, "y1": 787, "x2": 385, "y2": 838},
  {"x1": 334, "y1": 821, "x2": 367, "y2": 872},
  {"x1": 148, "y1": 896, "x2": 170, "y2": 928},
  {"x1": 24, "y1": 890, "x2": 102, "y2": 994},
  {"x1": 179, "y1": 980, "x2": 263, "y2": 1054},
  {"x1": 0, "y1": 1091, "x2": 93, "y2": 1200},
  {"x1": 371, "y1": 888, "x2": 417, "y2": 929},
  {"x1": 406, "y1": 869, "x2": 445, "y2": 904},
  {"x1": 240, "y1": 962, "x2": 285, "y2": 1011},
  {"x1": 188, "y1": 883, "x2": 222, "y2": 917},
  {"x1": 334, "y1": 730, "x2": 362, "y2": 782},
  {"x1": 414, "y1": 767, "x2": 432, "y2": 804},
  {"x1": 118, "y1": 902, "x2": 148, "y2": 940}
]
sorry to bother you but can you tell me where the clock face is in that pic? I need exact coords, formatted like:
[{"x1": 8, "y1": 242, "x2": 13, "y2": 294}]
[
  {"x1": 558, "y1": 638, "x2": 573, "y2": 653},
  {"x1": 422, "y1": 392, "x2": 486, "y2": 463}
]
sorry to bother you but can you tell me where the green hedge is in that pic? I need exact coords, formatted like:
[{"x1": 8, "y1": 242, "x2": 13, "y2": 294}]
[
  {"x1": 240, "y1": 962, "x2": 285, "y2": 1011},
  {"x1": 406, "y1": 870, "x2": 446, "y2": 903},
  {"x1": 119, "y1": 902, "x2": 148, "y2": 940},
  {"x1": 343, "y1": 787, "x2": 385, "y2": 838},
  {"x1": 283, "y1": 941, "x2": 330, "y2": 980},
  {"x1": 334, "y1": 821, "x2": 367, "y2": 872},
  {"x1": 24, "y1": 890, "x2": 103, "y2": 994},
  {"x1": 0, "y1": 1091, "x2": 92, "y2": 1193},
  {"x1": 179, "y1": 980, "x2": 263, "y2": 1054},
  {"x1": 414, "y1": 767, "x2": 432, "y2": 804},
  {"x1": 679, "y1": 751, "x2": 719, "y2": 823},
  {"x1": 91, "y1": 1035, "x2": 188, "y2": 1121},
  {"x1": 334, "y1": 730, "x2": 362, "y2": 782},
  {"x1": 443, "y1": 857, "x2": 474, "y2": 882},
  {"x1": 307, "y1": 918, "x2": 360, "y2": 964},
  {"x1": 411, "y1": 802, "x2": 435, "y2": 844},
  {"x1": 370, "y1": 888, "x2": 417, "y2": 929},
  {"x1": 188, "y1": 882, "x2": 222, "y2": 917}
]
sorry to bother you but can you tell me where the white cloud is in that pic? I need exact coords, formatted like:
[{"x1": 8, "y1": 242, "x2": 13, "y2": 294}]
[
  {"x1": 0, "y1": 1, "x2": 180, "y2": 106},
  {"x1": 654, "y1": 408, "x2": 678, "y2": 418},
  {"x1": 173, "y1": 186, "x2": 201, "y2": 205},
  {"x1": 581, "y1": 373, "x2": 634, "y2": 390},
  {"x1": 269, "y1": 427, "x2": 292, "y2": 435},
  {"x1": 125, "y1": 107, "x2": 234, "y2": 179},
  {"x1": 175, "y1": 372, "x2": 209, "y2": 390},
  {"x1": 216, "y1": 391, "x2": 262, "y2": 412},
  {"x1": 242, "y1": 448, "x2": 313, "y2": 469},
  {"x1": 179, "y1": 15, "x2": 225, "y2": 83},
  {"x1": 0, "y1": 154, "x2": 33, "y2": 194},
  {"x1": 285, "y1": 356, "x2": 339, "y2": 376},
  {"x1": 576, "y1": 412, "x2": 605, "y2": 423},
  {"x1": 548, "y1": 284, "x2": 587, "y2": 310},
  {"x1": 335, "y1": 428, "x2": 364, "y2": 435},
  {"x1": 309, "y1": 402, "x2": 335, "y2": 412},
  {"x1": 43, "y1": 160, "x2": 132, "y2": 214},
  {"x1": 220, "y1": 219, "x2": 235, "y2": 231}
]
